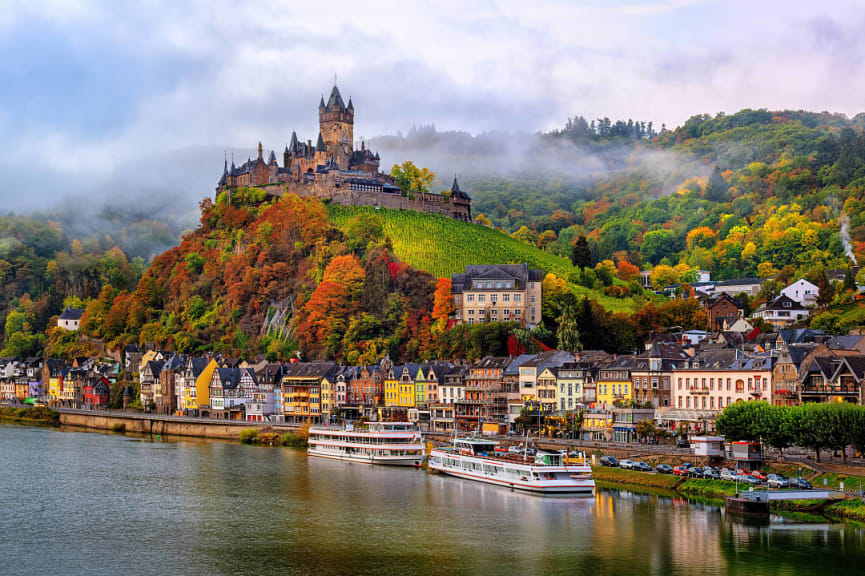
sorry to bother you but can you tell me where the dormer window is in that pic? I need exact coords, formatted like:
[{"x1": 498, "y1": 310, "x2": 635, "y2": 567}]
[{"x1": 783, "y1": 301, "x2": 792, "y2": 308}]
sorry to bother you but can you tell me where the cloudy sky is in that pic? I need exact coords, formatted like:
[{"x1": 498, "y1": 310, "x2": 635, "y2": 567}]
[{"x1": 1, "y1": 0, "x2": 864, "y2": 211}]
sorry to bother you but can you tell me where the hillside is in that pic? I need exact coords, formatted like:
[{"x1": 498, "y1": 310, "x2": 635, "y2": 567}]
[{"x1": 327, "y1": 205, "x2": 638, "y2": 313}]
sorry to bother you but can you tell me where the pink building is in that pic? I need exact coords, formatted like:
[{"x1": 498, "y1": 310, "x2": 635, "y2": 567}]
[{"x1": 671, "y1": 351, "x2": 774, "y2": 425}]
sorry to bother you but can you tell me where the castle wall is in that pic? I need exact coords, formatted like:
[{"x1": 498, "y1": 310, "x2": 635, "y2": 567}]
[{"x1": 259, "y1": 182, "x2": 472, "y2": 221}]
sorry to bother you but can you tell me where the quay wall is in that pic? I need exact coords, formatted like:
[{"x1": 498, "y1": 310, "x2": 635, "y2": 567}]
[{"x1": 58, "y1": 411, "x2": 299, "y2": 440}]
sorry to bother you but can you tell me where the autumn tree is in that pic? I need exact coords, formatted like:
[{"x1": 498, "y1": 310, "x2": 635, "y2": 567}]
[
  {"x1": 431, "y1": 278, "x2": 454, "y2": 332},
  {"x1": 390, "y1": 161, "x2": 435, "y2": 196},
  {"x1": 616, "y1": 260, "x2": 639, "y2": 281}
]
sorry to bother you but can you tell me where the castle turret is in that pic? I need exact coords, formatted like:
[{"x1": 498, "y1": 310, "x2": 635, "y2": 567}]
[
  {"x1": 319, "y1": 84, "x2": 354, "y2": 169},
  {"x1": 257, "y1": 142, "x2": 263, "y2": 161}
]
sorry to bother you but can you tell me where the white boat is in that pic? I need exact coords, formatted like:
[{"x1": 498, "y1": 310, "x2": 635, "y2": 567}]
[
  {"x1": 307, "y1": 422, "x2": 425, "y2": 467},
  {"x1": 428, "y1": 438, "x2": 595, "y2": 494}
]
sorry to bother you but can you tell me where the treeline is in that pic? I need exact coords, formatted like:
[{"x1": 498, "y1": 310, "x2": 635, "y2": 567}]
[
  {"x1": 551, "y1": 115, "x2": 660, "y2": 141},
  {"x1": 715, "y1": 400, "x2": 865, "y2": 462}
]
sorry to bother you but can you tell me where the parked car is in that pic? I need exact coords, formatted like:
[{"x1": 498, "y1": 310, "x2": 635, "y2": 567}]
[
  {"x1": 739, "y1": 475, "x2": 761, "y2": 486},
  {"x1": 750, "y1": 470, "x2": 768, "y2": 482},
  {"x1": 632, "y1": 461, "x2": 653, "y2": 472},
  {"x1": 767, "y1": 474, "x2": 788, "y2": 489},
  {"x1": 677, "y1": 437, "x2": 689, "y2": 448},
  {"x1": 788, "y1": 477, "x2": 812, "y2": 490},
  {"x1": 620, "y1": 459, "x2": 635, "y2": 470},
  {"x1": 702, "y1": 468, "x2": 720, "y2": 480},
  {"x1": 673, "y1": 464, "x2": 692, "y2": 476},
  {"x1": 600, "y1": 456, "x2": 619, "y2": 467},
  {"x1": 689, "y1": 467, "x2": 705, "y2": 478},
  {"x1": 720, "y1": 469, "x2": 738, "y2": 482},
  {"x1": 656, "y1": 464, "x2": 674, "y2": 474}
]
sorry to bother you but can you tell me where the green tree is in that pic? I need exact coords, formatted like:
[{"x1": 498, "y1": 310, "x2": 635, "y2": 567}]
[
  {"x1": 571, "y1": 236, "x2": 592, "y2": 269},
  {"x1": 704, "y1": 165, "x2": 729, "y2": 202},
  {"x1": 817, "y1": 273, "x2": 834, "y2": 307},
  {"x1": 556, "y1": 304, "x2": 582, "y2": 354},
  {"x1": 844, "y1": 266, "x2": 856, "y2": 292}
]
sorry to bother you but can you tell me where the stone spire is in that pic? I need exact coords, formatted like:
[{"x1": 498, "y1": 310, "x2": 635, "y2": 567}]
[
  {"x1": 289, "y1": 131, "x2": 298, "y2": 151},
  {"x1": 316, "y1": 132, "x2": 326, "y2": 152},
  {"x1": 257, "y1": 141, "x2": 263, "y2": 161}
]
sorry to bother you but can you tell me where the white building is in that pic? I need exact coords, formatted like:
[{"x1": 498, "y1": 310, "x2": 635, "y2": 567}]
[
  {"x1": 781, "y1": 278, "x2": 818, "y2": 306},
  {"x1": 751, "y1": 295, "x2": 810, "y2": 328},
  {"x1": 57, "y1": 307, "x2": 84, "y2": 330}
]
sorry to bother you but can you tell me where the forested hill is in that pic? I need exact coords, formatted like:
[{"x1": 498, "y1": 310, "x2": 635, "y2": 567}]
[{"x1": 451, "y1": 109, "x2": 865, "y2": 284}]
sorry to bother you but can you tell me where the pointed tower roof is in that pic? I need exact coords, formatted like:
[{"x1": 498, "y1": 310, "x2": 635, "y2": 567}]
[
  {"x1": 319, "y1": 95, "x2": 326, "y2": 109},
  {"x1": 325, "y1": 85, "x2": 346, "y2": 112},
  {"x1": 451, "y1": 175, "x2": 461, "y2": 194},
  {"x1": 316, "y1": 132, "x2": 326, "y2": 151},
  {"x1": 347, "y1": 96, "x2": 354, "y2": 110},
  {"x1": 218, "y1": 155, "x2": 228, "y2": 186},
  {"x1": 268, "y1": 150, "x2": 277, "y2": 165},
  {"x1": 289, "y1": 131, "x2": 298, "y2": 151},
  {"x1": 257, "y1": 142, "x2": 263, "y2": 160}
]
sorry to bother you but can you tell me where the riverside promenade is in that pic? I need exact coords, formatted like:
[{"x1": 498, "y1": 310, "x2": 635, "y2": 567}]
[{"x1": 55, "y1": 408, "x2": 301, "y2": 439}]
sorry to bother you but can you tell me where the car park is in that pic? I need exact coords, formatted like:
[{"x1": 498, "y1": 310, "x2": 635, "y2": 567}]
[
  {"x1": 600, "y1": 456, "x2": 619, "y2": 467},
  {"x1": 632, "y1": 462, "x2": 653, "y2": 472},
  {"x1": 788, "y1": 477, "x2": 812, "y2": 490},
  {"x1": 656, "y1": 464, "x2": 674, "y2": 474},
  {"x1": 620, "y1": 460, "x2": 635, "y2": 470}
]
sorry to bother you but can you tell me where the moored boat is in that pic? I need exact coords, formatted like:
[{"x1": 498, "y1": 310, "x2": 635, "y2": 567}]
[
  {"x1": 428, "y1": 438, "x2": 594, "y2": 494},
  {"x1": 307, "y1": 422, "x2": 425, "y2": 467}
]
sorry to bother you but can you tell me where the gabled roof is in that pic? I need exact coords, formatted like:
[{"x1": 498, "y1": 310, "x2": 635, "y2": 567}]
[
  {"x1": 59, "y1": 307, "x2": 84, "y2": 321},
  {"x1": 471, "y1": 356, "x2": 512, "y2": 370},
  {"x1": 504, "y1": 354, "x2": 537, "y2": 376}
]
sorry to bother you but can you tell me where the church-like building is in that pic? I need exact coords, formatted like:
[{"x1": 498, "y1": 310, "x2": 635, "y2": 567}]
[{"x1": 216, "y1": 85, "x2": 472, "y2": 221}]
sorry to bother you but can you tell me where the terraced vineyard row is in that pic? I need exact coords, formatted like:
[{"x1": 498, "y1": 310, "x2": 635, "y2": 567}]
[{"x1": 327, "y1": 205, "x2": 637, "y2": 312}]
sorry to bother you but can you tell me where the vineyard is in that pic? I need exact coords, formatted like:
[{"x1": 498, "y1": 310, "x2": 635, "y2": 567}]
[{"x1": 327, "y1": 205, "x2": 638, "y2": 312}]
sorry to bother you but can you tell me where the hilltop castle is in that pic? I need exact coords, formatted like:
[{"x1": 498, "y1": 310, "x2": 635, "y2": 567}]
[{"x1": 216, "y1": 85, "x2": 472, "y2": 221}]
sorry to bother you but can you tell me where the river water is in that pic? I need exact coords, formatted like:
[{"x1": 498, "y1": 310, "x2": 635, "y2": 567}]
[{"x1": 1, "y1": 424, "x2": 863, "y2": 576}]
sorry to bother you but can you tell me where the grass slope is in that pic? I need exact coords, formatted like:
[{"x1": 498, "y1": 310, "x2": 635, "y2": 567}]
[{"x1": 327, "y1": 205, "x2": 637, "y2": 312}]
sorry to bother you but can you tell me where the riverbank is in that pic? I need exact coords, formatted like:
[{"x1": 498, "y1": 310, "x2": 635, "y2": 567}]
[
  {"x1": 591, "y1": 466, "x2": 855, "y2": 516},
  {"x1": 0, "y1": 406, "x2": 59, "y2": 426}
]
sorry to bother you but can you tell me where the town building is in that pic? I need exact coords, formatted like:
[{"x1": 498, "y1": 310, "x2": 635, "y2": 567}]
[
  {"x1": 781, "y1": 278, "x2": 819, "y2": 306},
  {"x1": 57, "y1": 307, "x2": 84, "y2": 331},
  {"x1": 751, "y1": 295, "x2": 810, "y2": 328},
  {"x1": 282, "y1": 362, "x2": 338, "y2": 424},
  {"x1": 596, "y1": 356, "x2": 636, "y2": 409},
  {"x1": 704, "y1": 293, "x2": 743, "y2": 332},
  {"x1": 450, "y1": 263, "x2": 543, "y2": 328}
]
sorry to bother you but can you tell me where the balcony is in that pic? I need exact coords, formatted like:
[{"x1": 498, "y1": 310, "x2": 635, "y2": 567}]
[
  {"x1": 689, "y1": 387, "x2": 710, "y2": 395},
  {"x1": 801, "y1": 384, "x2": 859, "y2": 395}
]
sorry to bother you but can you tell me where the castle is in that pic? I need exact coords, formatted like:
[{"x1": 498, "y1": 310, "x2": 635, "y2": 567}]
[{"x1": 217, "y1": 85, "x2": 472, "y2": 221}]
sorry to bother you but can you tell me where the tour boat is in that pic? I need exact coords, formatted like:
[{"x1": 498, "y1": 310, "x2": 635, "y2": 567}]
[
  {"x1": 428, "y1": 438, "x2": 595, "y2": 494},
  {"x1": 307, "y1": 422, "x2": 425, "y2": 467}
]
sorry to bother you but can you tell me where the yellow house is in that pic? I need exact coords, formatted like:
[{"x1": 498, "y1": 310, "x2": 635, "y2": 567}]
[
  {"x1": 193, "y1": 359, "x2": 219, "y2": 412},
  {"x1": 320, "y1": 376, "x2": 334, "y2": 421},
  {"x1": 384, "y1": 366, "x2": 400, "y2": 408},
  {"x1": 536, "y1": 367, "x2": 558, "y2": 412},
  {"x1": 596, "y1": 357, "x2": 635, "y2": 409}
]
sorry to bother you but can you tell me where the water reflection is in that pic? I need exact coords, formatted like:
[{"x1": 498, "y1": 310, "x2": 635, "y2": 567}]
[{"x1": 1, "y1": 424, "x2": 864, "y2": 576}]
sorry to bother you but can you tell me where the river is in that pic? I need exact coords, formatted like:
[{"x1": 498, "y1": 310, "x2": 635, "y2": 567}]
[{"x1": 1, "y1": 424, "x2": 863, "y2": 575}]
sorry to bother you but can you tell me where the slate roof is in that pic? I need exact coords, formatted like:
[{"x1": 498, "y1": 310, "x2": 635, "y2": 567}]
[
  {"x1": 282, "y1": 361, "x2": 340, "y2": 380},
  {"x1": 451, "y1": 176, "x2": 470, "y2": 200},
  {"x1": 324, "y1": 85, "x2": 347, "y2": 112},
  {"x1": 451, "y1": 263, "x2": 542, "y2": 294},
  {"x1": 471, "y1": 356, "x2": 512, "y2": 370},
  {"x1": 59, "y1": 307, "x2": 84, "y2": 321},
  {"x1": 504, "y1": 354, "x2": 537, "y2": 376}
]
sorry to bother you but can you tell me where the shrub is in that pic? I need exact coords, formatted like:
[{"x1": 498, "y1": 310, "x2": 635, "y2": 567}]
[
  {"x1": 280, "y1": 432, "x2": 307, "y2": 447},
  {"x1": 239, "y1": 428, "x2": 260, "y2": 444}
]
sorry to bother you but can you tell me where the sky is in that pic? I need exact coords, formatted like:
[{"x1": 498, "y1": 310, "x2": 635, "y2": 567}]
[{"x1": 1, "y1": 0, "x2": 865, "y2": 212}]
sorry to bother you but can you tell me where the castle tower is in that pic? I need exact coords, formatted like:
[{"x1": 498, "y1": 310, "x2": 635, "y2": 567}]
[{"x1": 319, "y1": 85, "x2": 354, "y2": 169}]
